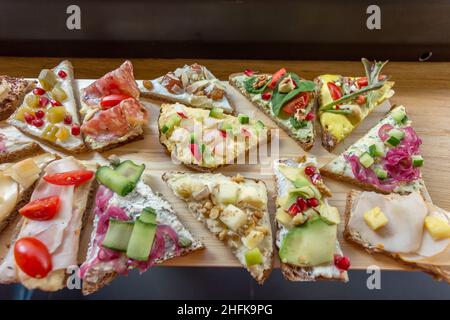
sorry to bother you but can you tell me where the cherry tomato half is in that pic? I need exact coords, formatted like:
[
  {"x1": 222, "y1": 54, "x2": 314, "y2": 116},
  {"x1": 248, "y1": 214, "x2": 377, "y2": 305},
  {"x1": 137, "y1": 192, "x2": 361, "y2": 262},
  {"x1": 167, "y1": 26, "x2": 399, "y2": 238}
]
[
  {"x1": 327, "y1": 82, "x2": 342, "y2": 101},
  {"x1": 268, "y1": 68, "x2": 287, "y2": 89},
  {"x1": 14, "y1": 237, "x2": 52, "y2": 278},
  {"x1": 44, "y1": 170, "x2": 94, "y2": 186},
  {"x1": 19, "y1": 196, "x2": 60, "y2": 221},
  {"x1": 100, "y1": 94, "x2": 131, "y2": 109},
  {"x1": 282, "y1": 92, "x2": 310, "y2": 115}
]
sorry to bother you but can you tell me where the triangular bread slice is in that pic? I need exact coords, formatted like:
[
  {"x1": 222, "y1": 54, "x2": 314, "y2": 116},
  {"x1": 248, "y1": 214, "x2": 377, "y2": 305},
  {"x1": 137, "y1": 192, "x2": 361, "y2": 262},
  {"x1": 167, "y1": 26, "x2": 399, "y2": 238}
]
[
  {"x1": 229, "y1": 70, "x2": 316, "y2": 151},
  {"x1": 0, "y1": 126, "x2": 43, "y2": 164},
  {"x1": 140, "y1": 63, "x2": 235, "y2": 114},
  {"x1": 0, "y1": 76, "x2": 35, "y2": 121},
  {"x1": 320, "y1": 105, "x2": 424, "y2": 194},
  {"x1": 344, "y1": 190, "x2": 450, "y2": 283},
  {"x1": 7, "y1": 60, "x2": 86, "y2": 153},
  {"x1": 158, "y1": 103, "x2": 270, "y2": 172},
  {"x1": 316, "y1": 59, "x2": 395, "y2": 151},
  {"x1": 80, "y1": 172, "x2": 204, "y2": 295},
  {"x1": 274, "y1": 157, "x2": 349, "y2": 282},
  {"x1": 163, "y1": 171, "x2": 273, "y2": 284}
]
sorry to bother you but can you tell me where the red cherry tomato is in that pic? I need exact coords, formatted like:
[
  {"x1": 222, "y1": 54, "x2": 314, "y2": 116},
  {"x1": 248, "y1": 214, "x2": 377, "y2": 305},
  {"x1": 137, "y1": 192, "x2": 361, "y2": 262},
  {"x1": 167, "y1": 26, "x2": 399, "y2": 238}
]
[
  {"x1": 19, "y1": 196, "x2": 60, "y2": 221},
  {"x1": 268, "y1": 68, "x2": 287, "y2": 89},
  {"x1": 14, "y1": 237, "x2": 52, "y2": 278},
  {"x1": 281, "y1": 92, "x2": 309, "y2": 115},
  {"x1": 327, "y1": 82, "x2": 342, "y2": 100},
  {"x1": 43, "y1": 170, "x2": 94, "y2": 186},
  {"x1": 100, "y1": 94, "x2": 131, "y2": 109}
]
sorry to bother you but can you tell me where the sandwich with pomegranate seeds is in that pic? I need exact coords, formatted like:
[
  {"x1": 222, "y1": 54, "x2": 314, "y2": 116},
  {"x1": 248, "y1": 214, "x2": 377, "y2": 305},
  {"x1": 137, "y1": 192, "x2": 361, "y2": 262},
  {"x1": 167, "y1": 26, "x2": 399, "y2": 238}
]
[
  {"x1": 0, "y1": 75, "x2": 35, "y2": 121},
  {"x1": 79, "y1": 61, "x2": 149, "y2": 152},
  {"x1": 8, "y1": 61, "x2": 86, "y2": 153},
  {"x1": 229, "y1": 68, "x2": 317, "y2": 151},
  {"x1": 140, "y1": 63, "x2": 235, "y2": 114}
]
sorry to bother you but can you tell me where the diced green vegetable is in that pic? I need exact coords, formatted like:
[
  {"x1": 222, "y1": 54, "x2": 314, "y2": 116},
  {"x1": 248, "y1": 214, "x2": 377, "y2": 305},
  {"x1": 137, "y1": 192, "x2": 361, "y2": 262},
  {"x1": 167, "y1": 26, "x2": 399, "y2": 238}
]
[
  {"x1": 245, "y1": 247, "x2": 263, "y2": 266},
  {"x1": 219, "y1": 121, "x2": 233, "y2": 131},
  {"x1": 369, "y1": 142, "x2": 385, "y2": 157},
  {"x1": 388, "y1": 128, "x2": 405, "y2": 141},
  {"x1": 391, "y1": 108, "x2": 407, "y2": 123},
  {"x1": 115, "y1": 160, "x2": 145, "y2": 186},
  {"x1": 238, "y1": 114, "x2": 249, "y2": 124},
  {"x1": 162, "y1": 114, "x2": 182, "y2": 134},
  {"x1": 102, "y1": 219, "x2": 134, "y2": 252},
  {"x1": 412, "y1": 155, "x2": 424, "y2": 167},
  {"x1": 126, "y1": 220, "x2": 157, "y2": 261},
  {"x1": 385, "y1": 136, "x2": 401, "y2": 147},
  {"x1": 255, "y1": 120, "x2": 265, "y2": 133},
  {"x1": 359, "y1": 153, "x2": 374, "y2": 168},
  {"x1": 96, "y1": 166, "x2": 136, "y2": 196},
  {"x1": 139, "y1": 207, "x2": 157, "y2": 224},
  {"x1": 374, "y1": 167, "x2": 388, "y2": 180},
  {"x1": 209, "y1": 107, "x2": 225, "y2": 119},
  {"x1": 289, "y1": 116, "x2": 307, "y2": 129}
]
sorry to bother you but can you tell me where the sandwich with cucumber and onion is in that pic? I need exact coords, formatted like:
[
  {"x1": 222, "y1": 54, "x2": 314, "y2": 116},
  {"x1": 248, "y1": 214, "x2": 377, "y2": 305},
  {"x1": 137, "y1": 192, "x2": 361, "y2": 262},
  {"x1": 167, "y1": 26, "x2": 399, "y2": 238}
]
[{"x1": 80, "y1": 157, "x2": 203, "y2": 295}]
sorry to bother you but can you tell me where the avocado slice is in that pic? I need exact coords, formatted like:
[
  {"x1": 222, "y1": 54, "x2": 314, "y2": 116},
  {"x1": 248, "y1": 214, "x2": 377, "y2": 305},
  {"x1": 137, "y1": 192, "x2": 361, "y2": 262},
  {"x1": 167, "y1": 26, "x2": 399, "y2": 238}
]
[
  {"x1": 279, "y1": 218, "x2": 337, "y2": 267},
  {"x1": 278, "y1": 164, "x2": 304, "y2": 182},
  {"x1": 318, "y1": 204, "x2": 341, "y2": 225}
]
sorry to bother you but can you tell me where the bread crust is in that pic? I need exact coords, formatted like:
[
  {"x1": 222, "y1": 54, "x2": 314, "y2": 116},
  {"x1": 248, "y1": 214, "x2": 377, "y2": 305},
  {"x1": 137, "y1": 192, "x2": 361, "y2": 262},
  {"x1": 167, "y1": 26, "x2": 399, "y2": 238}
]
[
  {"x1": 344, "y1": 190, "x2": 450, "y2": 283},
  {"x1": 229, "y1": 72, "x2": 315, "y2": 151},
  {"x1": 0, "y1": 142, "x2": 43, "y2": 164},
  {"x1": 0, "y1": 77, "x2": 35, "y2": 121}
]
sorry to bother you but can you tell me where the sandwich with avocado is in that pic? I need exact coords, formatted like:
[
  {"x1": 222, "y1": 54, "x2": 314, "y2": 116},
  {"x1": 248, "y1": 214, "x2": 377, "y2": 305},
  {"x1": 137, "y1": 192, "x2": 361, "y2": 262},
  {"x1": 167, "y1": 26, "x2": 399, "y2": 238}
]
[
  {"x1": 274, "y1": 157, "x2": 349, "y2": 282},
  {"x1": 316, "y1": 58, "x2": 395, "y2": 151}
]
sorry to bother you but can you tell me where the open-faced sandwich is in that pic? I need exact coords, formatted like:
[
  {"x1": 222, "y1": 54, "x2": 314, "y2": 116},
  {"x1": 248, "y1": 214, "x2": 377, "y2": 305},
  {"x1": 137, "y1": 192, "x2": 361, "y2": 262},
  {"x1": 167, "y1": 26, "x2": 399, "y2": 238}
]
[
  {"x1": 163, "y1": 171, "x2": 273, "y2": 284},
  {"x1": 229, "y1": 68, "x2": 316, "y2": 151},
  {"x1": 316, "y1": 58, "x2": 395, "y2": 151},
  {"x1": 0, "y1": 153, "x2": 56, "y2": 232},
  {"x1": 0, "y1": 76, "x2": 35, "y2": 121},
  {"x1": 0, "y1": 127, "x2": 42, "y2": 164},
  {"x1": 345, "y1": 190, "x2": 450, "y2": 283},
  {"x1": 80, "y1": 158, "x2": 203, "y2": 295},
  {"x1": 158, "y1": 103, "x2": 269, "y2": 172},
  {"x1": 140, "y1": 63, "x2": 234, "y2": 113},
  {"x1": 7, "y1": 61, "x2": 86, "y2": 153},
  {"x1": 321, "y1": 106, "x2": 424, "y2": 194},
  {"x1": 274, "y1": 157, "x2": 349, "y2": 282},
  {"x1": 80, "y1": 60, "x2": 149, "y2": 152},
  {"x1": 0, "y1": 156, "x2": 96, "y2": 291}
]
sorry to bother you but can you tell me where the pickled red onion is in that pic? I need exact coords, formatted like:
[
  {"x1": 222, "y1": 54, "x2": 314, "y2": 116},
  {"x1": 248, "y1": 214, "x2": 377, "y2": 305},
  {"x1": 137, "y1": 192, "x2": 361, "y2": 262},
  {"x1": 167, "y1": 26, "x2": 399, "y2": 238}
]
[
  {"x1": 345, "y1": 155, "x2": 395, "y2": 191},
  {"x1": 378, "y1": 124, "x2": 393, "y2": 141}
]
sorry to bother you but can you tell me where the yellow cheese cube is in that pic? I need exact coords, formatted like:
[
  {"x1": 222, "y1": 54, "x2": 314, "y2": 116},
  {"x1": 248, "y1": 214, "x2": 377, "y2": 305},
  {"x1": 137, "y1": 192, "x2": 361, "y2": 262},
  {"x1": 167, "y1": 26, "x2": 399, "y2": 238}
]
[
  {"x1": 364, "y1": 207, "x2": 389, "y2": 231},
  {"x1": 424, "y1": 216, "x2": 450, "y2": 240}
]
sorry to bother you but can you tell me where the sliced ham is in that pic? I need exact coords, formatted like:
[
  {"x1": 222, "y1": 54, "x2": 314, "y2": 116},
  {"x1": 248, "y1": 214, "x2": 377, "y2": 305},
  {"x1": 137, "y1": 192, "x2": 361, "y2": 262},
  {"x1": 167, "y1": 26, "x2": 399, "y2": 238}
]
[
  {"x1": 81, "y1": 98, "x2": 148, "y2": 140},
  {"x1": 82, "y1": 60, "x2": 140, "y2": 106}
]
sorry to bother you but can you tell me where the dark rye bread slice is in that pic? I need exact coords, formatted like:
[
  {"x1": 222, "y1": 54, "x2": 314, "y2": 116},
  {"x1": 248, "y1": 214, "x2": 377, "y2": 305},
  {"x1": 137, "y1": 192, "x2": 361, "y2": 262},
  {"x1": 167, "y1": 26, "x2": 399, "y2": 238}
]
[
  {"x1": 81, "y1": 175, "x2": 204, "y2": 295},
  {"x1": 0, "y1": 77, "x2": 35, "y2": 121},
  {"x1": 229, "y1": 72, "x2": 315, "y2": 151},
  {"x1": 157, "y1": 106, "x2": 271, "y2": 173},
  {"x1": 344, "y1": 190, "x2": 450, "y2": 283},
  {"x1": 0, "y1": 140, "x2": 43, "y2": 165},
  {"x1": 274, "y1": 158, "x2": 348, "y2": 282}
]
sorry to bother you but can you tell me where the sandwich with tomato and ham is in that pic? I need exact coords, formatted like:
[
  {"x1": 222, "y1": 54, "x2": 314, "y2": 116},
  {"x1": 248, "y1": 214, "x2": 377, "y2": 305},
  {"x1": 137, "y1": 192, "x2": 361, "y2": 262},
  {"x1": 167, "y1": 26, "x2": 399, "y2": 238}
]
[
  {"x1": 79, "y1": 60, "x2": 149, "y2": 152},
  {"x1": 0, "y1": 157, "x2": 97, "y2": 291}
]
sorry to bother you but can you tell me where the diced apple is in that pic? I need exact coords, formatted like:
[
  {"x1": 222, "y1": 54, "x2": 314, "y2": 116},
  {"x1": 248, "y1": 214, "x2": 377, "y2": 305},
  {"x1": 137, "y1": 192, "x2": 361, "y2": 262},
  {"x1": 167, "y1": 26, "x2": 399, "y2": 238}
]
[
  {"x1": 245, "y1": 248, "x2": 263, "y2": 266},
  {"x1": 276, "y1": 208, "x2": 293, "y2": 228},
  {"x1": 219, "y1": 204, "x2": 247, "y2": 231},
  {"x1": 364, "y1": 207, "x2": 389, "y2": 231},
  {"x1": 213, "y1": 183, "x2": 239, "y2": 205},
  {"x1": 238, "y1": 185, "x2": 266, "y2": 208},
  {"x1": 424, "y1": 216, "x2": 450, "y2": 240},
  {"x1": 242, "y1": 229, "x2": 264, "y2": 249}
]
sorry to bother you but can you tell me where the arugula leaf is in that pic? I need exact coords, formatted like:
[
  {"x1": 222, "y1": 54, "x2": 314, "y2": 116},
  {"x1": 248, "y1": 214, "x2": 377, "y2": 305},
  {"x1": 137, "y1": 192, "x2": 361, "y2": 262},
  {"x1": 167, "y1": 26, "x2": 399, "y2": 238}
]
[
  {"x1": 289, "y1": 116, "x2": 307, "y2": 129},
  {"x1": 244, "y1": 76, "x2": 271, "y2": 94}
]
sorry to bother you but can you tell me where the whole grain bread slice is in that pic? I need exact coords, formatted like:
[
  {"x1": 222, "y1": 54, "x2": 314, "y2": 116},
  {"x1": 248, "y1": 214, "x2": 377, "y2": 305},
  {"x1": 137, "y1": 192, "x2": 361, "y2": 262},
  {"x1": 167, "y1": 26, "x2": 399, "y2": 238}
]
[
  {"x1": 229, "y1": 72, "x2": 315, "y2": 151},
  {"x1": 0, "y1": 77, "x2": 35, "y2": 121},
  {"x1": 0, "y1": 140, "x2": 42, "y2": 165},
  {"x1": 344, "y1": 190, "x2": 450, "y2": 283}
]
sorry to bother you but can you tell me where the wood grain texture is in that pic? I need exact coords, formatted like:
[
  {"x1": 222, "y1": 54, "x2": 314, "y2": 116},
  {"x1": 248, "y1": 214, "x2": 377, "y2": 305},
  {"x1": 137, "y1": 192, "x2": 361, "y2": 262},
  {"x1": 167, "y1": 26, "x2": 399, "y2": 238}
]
[{"x1": 1, "y1": 57, "x2": 449, "y2": 271}]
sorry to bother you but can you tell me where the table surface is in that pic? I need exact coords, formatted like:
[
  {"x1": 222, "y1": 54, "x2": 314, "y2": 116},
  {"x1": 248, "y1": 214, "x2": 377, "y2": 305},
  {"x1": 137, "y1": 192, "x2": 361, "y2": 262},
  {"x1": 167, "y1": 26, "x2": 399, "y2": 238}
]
[{"x1": 1, "y1": 57, "x2": 449, "y2": 271}]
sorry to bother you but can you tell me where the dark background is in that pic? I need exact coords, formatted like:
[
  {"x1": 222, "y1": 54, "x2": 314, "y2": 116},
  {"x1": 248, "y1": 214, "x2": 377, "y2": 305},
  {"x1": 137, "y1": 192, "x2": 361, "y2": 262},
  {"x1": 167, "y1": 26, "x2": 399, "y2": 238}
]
[{"x1": 1, "y1": 0, "x2": 450, "y2": 299}]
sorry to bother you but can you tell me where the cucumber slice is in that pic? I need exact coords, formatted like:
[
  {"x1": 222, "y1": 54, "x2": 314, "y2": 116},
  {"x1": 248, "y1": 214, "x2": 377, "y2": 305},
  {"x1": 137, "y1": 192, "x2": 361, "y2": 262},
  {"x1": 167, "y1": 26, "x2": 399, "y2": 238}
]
[
  {"x1": 391, "y1": 108, "x2": 406, "y2": 123},
  {"x1": 374, "y1": 167, "x2": 388, "y2": 180},
  {"x1": 369, "y1": 142, "x2": 385, "y2": 157},
  {"x1": 96, "y1": 166, "x2": 136, "y2": 196},
  {"x1": 140, "y1": 207, "x2": 157, "y2": 224},
  {"x1": 359, "y1": 152, "x2": 374, "y2": 168},
  {"x1": 238, "y1": 114, "x2": 249, "y2": 124},
  {"x1": 255, "y1": 120, "x2": 266, "y2": 134},
  {"x1": 388, "y1": 128, "x2": 405, "y2": 140},
  {"x1": 161, "y1": 114, "x2": 182, "y2": 134},
  {"x1": 115, "y1": 160, "x2": 145, "y2": 186},
  {"x1": 219, "y1": 121, "x2": 233, "y2": 131},
  {"x1": 102, "y1": 219, "x2": 134, "y2": 252},
  {"x1": 126, "y1": 220, "x2": 157, "y2": 261},
  {"x1": 209, "y1": 107, "x2": 225, "y2": 119},
  {"x1": 385, "y1": 136, "x2": 401, "y2": 147},
  {"x1": 412, "y1": 155, "x2": 424, "y2": 167}
]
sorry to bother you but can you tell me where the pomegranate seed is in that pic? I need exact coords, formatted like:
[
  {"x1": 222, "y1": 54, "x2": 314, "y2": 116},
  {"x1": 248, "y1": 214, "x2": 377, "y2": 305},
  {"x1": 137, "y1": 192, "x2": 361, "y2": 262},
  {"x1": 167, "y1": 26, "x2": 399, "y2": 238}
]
[
  {"x1": 33, "y1": 88, "x2": 46, "y2": 95},
  {"x1": 39, "y1": 96, "x2": 49, "y2": 107},
  {"x1": 35, "y1": 110, "x2": 45, "y2": 119},
  {"x1": 261, "y1": 92, "x2": 272, "y2": 100},
  {"x1": 310, "y1": 173, "x2": 321, "y2": 185},
  {"x1": 71, "y1": 124, "x2": 81, "y2": 136},
  {"x1": 334, "y1": 255, "x2": 351, "y2": 271},
  {"x1": 64, "y1": 114, "x2": 73, "y2": 125},
  {"x1": 288, "y1": 203, "x2": 300, "y2": 216},
  {"x1": 307, "y1": 197, "x2": 319, "y2": 208},
  {"x1": 32, "y1": 118, "x2": 44, "y2": 128},
  {"x1": 244, "y1": 69, "x2": 254, "y2": 76},
  {"x1": 296, "y1": 197, "x2": 308, "y2": 211},
  {"x1": 24, "y1": 113, "x2": 35, "y2": 124},
  {"x1": 219, "y1": 129, "x2": 227, "y2": 138},
  {"x1": 50, "y1": 99, "x2": 62, "y2": 106},
  {"x1": 304, "y1": 165, "x2": 316, "y2": 176},
  {"x1": 305, "y1": 112, "x2": 315, "y2": 121},
  {"x1": 177, "y1": 112, "x2": 187, "y2": 119},
  {"x1": 58, "y1": 70, "x2": 67, "y2": 78}
]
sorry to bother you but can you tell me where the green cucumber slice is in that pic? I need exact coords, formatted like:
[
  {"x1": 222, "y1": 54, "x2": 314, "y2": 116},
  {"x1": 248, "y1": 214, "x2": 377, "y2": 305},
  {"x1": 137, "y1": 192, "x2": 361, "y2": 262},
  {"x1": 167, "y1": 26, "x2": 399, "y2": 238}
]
[
  {"x1": 359, "y1": 152, "x2": 374, "y2": 168},
  {"x1": 209, "y1": 107, "x2": 225, "y2": 119},
  {"x1": 238, "y1": 114, "x2": 249, "y2": 124},
  {"x1": 391, "y1": 108, "x2": 407, "y2": 123},
  {"x1": 374, "y1": 167, "x2": 388, "y2": 180},
  {"x1": 115, "y1": 160, "x2": 145, "y2": 186},
  {"x1": 96, "y1": 166, "x2": 136, "y2": 196},
  {"x1": 102, "y1": 219, "x2": 134, "y2": 252},
  {"x1": 140, "y1": 207, "x2": 157, "y2": 224},
  {"x1": 369, "y1": 142, "x2": 385, "y2": 157},
  {"x1": 388, "y1": 128, "x2": 405, "y2": 140},
  {"x1": 412, "y1": 155, "x2": 424, "y2": 167},
  {"x1": 126, "y1": 220, "x2": 157, "y2": 261},
  {"x1": 162, "y1": 114, "x2": 182, "y2": 134},
  {"x1": 385, "y1": 136, "x2": 401, "y2": 147}
]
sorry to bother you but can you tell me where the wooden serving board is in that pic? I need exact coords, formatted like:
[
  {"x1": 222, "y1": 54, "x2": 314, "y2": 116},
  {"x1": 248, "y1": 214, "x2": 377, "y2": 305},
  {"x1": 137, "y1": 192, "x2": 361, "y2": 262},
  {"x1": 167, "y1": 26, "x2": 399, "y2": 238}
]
[{"x1": 0, "y1": 76, "x2": 436, "y2": 271}]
